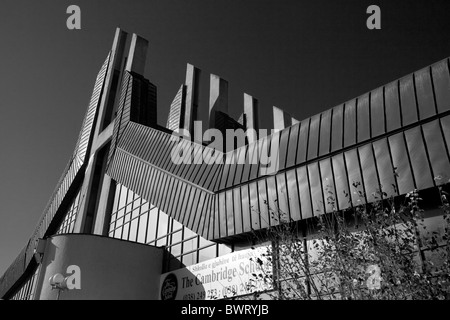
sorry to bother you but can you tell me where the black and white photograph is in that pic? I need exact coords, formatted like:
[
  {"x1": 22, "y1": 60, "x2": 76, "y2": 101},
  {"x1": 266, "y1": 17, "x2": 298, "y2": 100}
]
[{"x1": 1, "y1": 0, "x2": 450, "y2": 306}]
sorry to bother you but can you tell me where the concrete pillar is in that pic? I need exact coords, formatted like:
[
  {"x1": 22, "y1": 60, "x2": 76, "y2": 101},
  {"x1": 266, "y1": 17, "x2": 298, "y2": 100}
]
[
  {"x1": 75, "y1": 32, "x2": 150, "y2": 235},
  {"x1": 209, "y1": 74, "x2": 229, "y2": 129},
  {"x1": 183, "y1": 64, "x2": 200, "y2": 136},
  {"x1": 244, "y1": 93, "x2": 259, "y2": 143},
  {"x1": 125, "y1": 34, "x2": 149, "y2": 75},
  {"x1": 273, "y1": 106, "x2": 298, "y2": 131},
  {"x1": 93, "y1": 27, "x2": 128, "y2": 139}
]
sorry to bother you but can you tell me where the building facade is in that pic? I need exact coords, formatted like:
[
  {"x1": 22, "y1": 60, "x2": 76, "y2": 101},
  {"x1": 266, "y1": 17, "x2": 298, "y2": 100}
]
[{"x1": 1, "y1": 28, "x2": 450, "y2": 300}]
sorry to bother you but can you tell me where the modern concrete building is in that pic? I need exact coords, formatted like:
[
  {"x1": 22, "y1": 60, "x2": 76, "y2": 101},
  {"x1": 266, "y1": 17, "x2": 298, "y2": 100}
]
[{"x1": 1, "y1": 28, "x2": 450, "y2": 300}]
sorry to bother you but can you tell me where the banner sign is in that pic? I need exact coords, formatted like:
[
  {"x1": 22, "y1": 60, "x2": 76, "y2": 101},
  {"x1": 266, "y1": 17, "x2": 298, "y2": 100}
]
[{"x1": 159, "y1": 246, "x2": 273, "y2": 300}]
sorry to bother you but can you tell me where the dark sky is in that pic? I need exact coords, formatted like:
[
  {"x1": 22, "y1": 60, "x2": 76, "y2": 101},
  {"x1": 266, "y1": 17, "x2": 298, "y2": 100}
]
[{"x1": 1, "y1": 0, "x2": 450, "y2": 275}]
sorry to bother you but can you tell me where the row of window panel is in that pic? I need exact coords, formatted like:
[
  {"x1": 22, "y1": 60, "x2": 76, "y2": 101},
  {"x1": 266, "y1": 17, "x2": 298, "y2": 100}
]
[
  {"x1": 116, "y1": 122, "x2": 224, "y2": 193},
  {"x1": 108, "y1": 115, "x2": 450, "y2": 240},
  {"x1": 215, "y1": 58, "x2": 450, "y2": 190},
  {"x1": 107, "y1": 147, "x2": 215, "y2": 239},
  {"x1": 109, "y1": 184, "x2": 233, "y2": 269},
  {"x1": 214, "y1": 116, "x2": 450, "y2": 238}
]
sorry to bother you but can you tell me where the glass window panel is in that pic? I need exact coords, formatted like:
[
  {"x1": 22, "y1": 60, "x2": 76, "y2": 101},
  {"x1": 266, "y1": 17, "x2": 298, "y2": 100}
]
[
  {"x1": 213, "y1": 196, "x2": 220, "y2": 239},
  {"x1": 69, "y1": 221, "x2": 75, "y2": 233},
  {"x1": 141, "y1": 201, "x2": 149, "y2": 213},
  {"x1": 250, "y1": 138, "x2": 264, "y2": 180},
  {"x1": 259, "y1": 136, "x2": 271, "y2": 177},
  {"x1": 319, "y1": 158, "x2": 336, "y2": 213},
  {"x1": 156, "y1": 236, "x2": 167, "y2": 247},
  {"x1": 372, "y1": 138, "x2": 397, "y2": 198},
  {"x1": 182, "y1": 187, "x2": 196, "y2": 227},
  {"x1": 129, "y1": 218, "x2": 138, "y2": 242},
  {"x1": 147, "y1": 207, "x2": 158, "y2": 242},
  {"x1": 385, "y1": 81, "x2": 401, "y2": 132},
  {"x1": 307, "y1": 114, "x2": 320, "y2": 160},
  {"x1": 137, "y1": 213, "x2": 148, "y2": 244},
  {"x1": 344, "y1": 99, "x2": 357, "y2": 147},
  {"x1": 249, "y1": 182, "x2": 260, "y2": 230},
  {"x1": 117, "y1": 209, "x2": 125, "y2": 218},
  {"x1": 171, "y1": 230, "x2": 182, "y2": 244},
  {"x1": 171, "y1": 244, "x2": 182, "y2": 256},
  {"x1": 286, "y1": 124, "x2": 300, "y2": 169},
  {"x1": 399, "y1": 75, "x2": 418, "y2": 126},
  {"x1": 388, "y1": 133, "x2": 415, "y2": 194},
  {"x1": 226, "y1": 151, "x2": 238, "y2": 189},
  {"x1": 358, "y1": 144, "x2": 379, "y2": 203},
  {"x1": 122, "y1": 223, "x2": 130, "y2": 240},
  {"x1": 192, "y1": 193, "x2": 207, "y2": 233},
  {"x1": 124, "y1": 212, "x2": 131, "y2": 224},
  {"x1": 331, "y1": 104, "x2": 344, "y2": 152},
  {"x1": 149, "y1": 171, "x2": 162, "y2": 206},
  {"x1": 257, "y1": 180, "x2": 270, "y2": 228},
  {"x1": 185, "y1": 144, "x2": 202, "y2": 181},
  {"x1": 133, "y1": 198, "x2": 141, "y2": 209},
  {"x1": 220, "y1": 155, "x2": 232, "y2": 190},
  {"x1": 440, "y1": 115, "x2": 450, "y2": 152},
  {"x1": 157, "y1": 210, "x2": 169, "y2": 238},
  {"x1": 126, "y1": 188, "x2": 134, "y2": 205},
  {"x1": 296, "y1": 118, "x2": 310, "y2": 164},
  {"x1": 233, "y1": 147, "x2": 246, "y2": 185},
  {"x1": 240, "y1": 186, "x2": 251, "y2": 233},
  {"x1": 155, "y1": 174, "x2": 169, "y2": 212},
  {"x1": 174, "y1": 183, "x2": 187, "y2": 222},
  {"x1": 219, "y1": 244, "x2": 232, "y2": 256},
  {"x1": 344, "y1": 149, "x2": 365, "y2": 206},
  {"x1": 110, "y1": 213, "x2": 117, "y2": 224},
  {"x1": 266, "y1": 176, "x2": 278, "y2": 226},
  {"x1": 125, "y1": 204, "x2": 132, "y2": 215},
  {"x1": 331, "y1": 154, "x2": 351, "y2": 210},
  {"x1": 278, "y1": 127, "x2": 290, "y2": 170},
  {"x1": 415, "y1": 67, "x2": 436, "y2": 119},
  {"x1": 183, "y1": 252, "x2": 197, "y2": 266},
  {"x1": 115, "y1": 216, "x2": 124, "y2": 228},
  {"x1": 183, "y1": 236, "x2": 198, "y2": 253},
  {"x1": 225, "y1": 190, "x2": 235, "y2": 236},
  {"x1": 276, "y1": 173, "x2": 289, "y2": 221},
  {"x1": 297, "y1": 166, "x2": 313, "y2": 220},
  {"x1": 218, "y1": 191, "x2": 228, "y2": 238},
  {"x1": 371, "y1": 87, "x2": 385, "y2": 138},
  {"x1": 199, "y1": 236, "x2": 213, "y2": 247},
  {"x1": 118, "y1": 186, "x2": 127, "y2": 210},
  {"x1": 199, "y1": 245, "x2": 216, "y2": 263},
  {"x1": 422, "y1": 120, "x2": 450, "y2": 183},
  {"x1": 357, "y1": 93, "x2": 370, "y2": 142},
  {"x1": 431, "y1": 58, "x2": 450, "y2": 113},
  {"x1": 404, "y1": 127, "x2": 434, "y2": 190},
  {"x1": 286, "y1": 170, "x2": 301, "y2": 222},
  {"x1": 184, "y1": 227, "x2": 196, "y2": 240},
  {"x1": 172, "y1": 218, "x2": 182, "y2": 233},
  {"x1": 319, "y1": 110, "x2": 331, "y2": 156},
  {"x1": 242, "y1": 142, "x2": 256, "y2": 183},
  {"x1": 132, "y1": 207, "x2": 140, "y2": 220},
  {"x1": 233, "y1": 188, "x2": 243, "y2": 234},
  {"x1": 308, "y1": 162, "x2": 324, "y2": 216}
]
